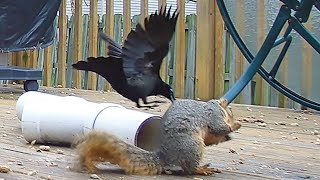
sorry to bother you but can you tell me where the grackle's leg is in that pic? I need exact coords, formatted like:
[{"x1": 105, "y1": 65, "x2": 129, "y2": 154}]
[
  {"x1": 145, "y1": 100, "x2": 167, "y2": 104},
  {"x1": 135, "y1": 97, "x2": 157, "y2": 108},
  {"x1": 136, "y1": 101, "x2": 142, "y2": 108},
  {"x1": 140, "y1": 97, "x2": 159, "y2": 108}
]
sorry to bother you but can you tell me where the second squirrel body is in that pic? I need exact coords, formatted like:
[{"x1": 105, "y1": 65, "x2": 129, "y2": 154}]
[{"x1": 75, "y1": 98, "x2": 241, "y2": 176}]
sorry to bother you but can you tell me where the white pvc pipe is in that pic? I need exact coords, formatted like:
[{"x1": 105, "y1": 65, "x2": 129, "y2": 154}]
[{"x1": 17, "y1": 91, "x2": 161, "y2": 151}]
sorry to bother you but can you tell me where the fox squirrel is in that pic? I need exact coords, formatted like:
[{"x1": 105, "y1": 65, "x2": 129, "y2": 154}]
[{"x1": 74, "y1": 98, "x2": 241, "y2": 176}]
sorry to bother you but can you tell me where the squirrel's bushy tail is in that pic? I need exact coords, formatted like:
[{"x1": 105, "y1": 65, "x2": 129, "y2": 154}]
[{"x1": 74, "y1": 131, "x2": 162, "y2": 175}]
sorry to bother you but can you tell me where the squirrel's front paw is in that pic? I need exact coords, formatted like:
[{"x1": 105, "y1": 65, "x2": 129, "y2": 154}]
[
  {"x1": 231, "y1": 121, "x2": 241, "y2": 131},
  {"x1": 194, "y1": 164, "x2": 221, "y2": 176}
]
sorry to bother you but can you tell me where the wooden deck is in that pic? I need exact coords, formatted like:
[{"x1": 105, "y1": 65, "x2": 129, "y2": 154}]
[{"x1": 0, "y1": 85, "x2": 319, "y2": 180}]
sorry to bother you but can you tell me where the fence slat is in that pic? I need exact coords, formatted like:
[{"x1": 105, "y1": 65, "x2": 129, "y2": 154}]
[
  {"x1": 43, "y1": 47, "x2": 53, "y2": 86},
  {"x1": 82, "y1": 15, "x2": 89, "y2": 89},
  {"x1": 57, "y1": 0, "x2": 67, "y2": 87},
  {"x1": 73, "y1": 0, "x2": 82, "y2": 89},
  {"x1": 213, "y1": 1, "x2": 225, "y2": 99},
  {"x1": 104, "y1": 0, "x2": 114, "y2": 91},
  {"x1": 234, "y1": 0, "x2": 246, "y2": 103},
  {"x1": 97, "y1": 14, "x2": 106, "y2": 91},
  {"x1": 66, "y1": 16, "x2": 75, "y2": 88},
  {"x1": 174, "y1": 0, "x2": 186, "y2": 98},
  {"x1": 31, "y1": 49, "x2": 38, "y2": 69},
  {"x1": 140, "y1": 0, "x2": 148, "y2": 25},
  {"x1": 123, "y1": 0, "x2": 131, "y2": 39},
  {"x1": 195, "y1": 0, "x2": 214, "y2": 100},
  {"x1": 254, "y1": 0, "x2": 267, "y2": 106},
  {"x1": 185, "y1": 14, "x2": 196, "y2": 99},
  {"x1": 88, "y1": 0, "x2": 98, "y2": 90}
]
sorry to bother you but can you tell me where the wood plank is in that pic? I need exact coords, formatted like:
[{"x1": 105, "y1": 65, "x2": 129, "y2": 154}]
[
  {"x1": 87, "y1": 0, "x2": 98, "y2": 90},
  {"x1": 43, "y1": 47, "x2": 53, "y2": 86},
  {"x1": 97, "y1": 15, "x2": 106, "y2": 91},
  {"x1": 31, "y1": 49, "x2": 38, "y2": 69},
  {"x1": 7, "y1": 52, "x2": 13, "y2": 67},
  {"x1": 73, "y1": 0, "x2": 82, "y2": 89},
  {"x1": 224, "y1": 30, "x2": 237, "y2": 92},
  {"x1": 158, "y1": 0, "x2": 168, "y2": 82},
  {"x1": 185, "y1": 14, "x2": 196, "y2": 99},
  {"x1": 255, "y1": 0, "x2": 268, "y2": 106},
  {"x1": 66, "y1": 16, "x2": 75, "y2": 88},
  {"x1": 10, "y1": 52, "x2": 17, "y2": 66},
  {"x1": 15, "y1": 51, "x2": 22, "y2": 68},
  {"x1": 140, "y1": 0, "x2": 148, "y2": 25},
  {"x1": 104, "y1": 0, "x2": 114, "y2": 91},
  {"x1": 23, "y1": 51, "x2": 30, "y2": 68},
  {"x1": 174, "y1": 0, "x2": 186, "y2": 98},
  {"x1": 123, "y1": 0, "x2": 131, "y2": 40},
  {"x1": 57, "y1": 0, "x2": 67, "y2": 87},
  {"x1": 213, "y1": 0, "x2": 225, "y2": 98},
  {"x1": 114, "y1": 15, "x2": 123, "y2": 44},
  {"x1": 301, "y1": 17, "x2": 313, "y2": 109},
  {"x1": 195, "y1": 0, "x2": 214, "y2": 100},
  {"x1": 1, "y1": 86, "x2": 320, "y2": 179},
  {"x1": 81, "y1": 15, "x2": 89, "y2": 89},
  {"x1": 278, "y1": 20, "x2": 289, "y2": 108},
  {"x1": 234, "y1": 1, "x2": 246, "y2": 104},
  {"x1": 37, "y1": 49, "x2": 45, "y2": 85}
]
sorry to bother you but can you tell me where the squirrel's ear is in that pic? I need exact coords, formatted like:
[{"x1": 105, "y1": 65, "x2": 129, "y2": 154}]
[{"x1": 218, "y1": 98, "x2": 228, "y2": 108}]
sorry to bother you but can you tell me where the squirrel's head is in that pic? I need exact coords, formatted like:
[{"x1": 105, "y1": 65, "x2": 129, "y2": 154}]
[
  {"x1": 201, "y1": 126, "x2": 233, "y2": 146},
  {"x1": 200, "y1": 98, "x2": 241, "y2": 146},
  {"x1": 218, "y1": 98, "x2": 241, "y2": 132}
]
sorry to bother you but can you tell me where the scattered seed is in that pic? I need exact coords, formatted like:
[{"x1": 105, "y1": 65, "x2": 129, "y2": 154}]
[
  {"x1": 28, "y1": 170, "x2": 37, "y2": 176},
  {"x1": 56, "y1": 149, "x2": 64, "y2": 154},
  {"x1": 48, "y1": 162, "x2": 58, "y2": 167},
  {"x1": 258, "y1": 123, "x2": 267, "y2": 127},
  {"x1": 193, "y1": 178, "x2": 203, "y2": 180},
  {"x1": 229, "y1": 148, "x2": 237, "y2": 154},
  {"x1": 312, "y1": 130, "x2": 319, "y2": 135},
  {"x1": 39, "y1": 145, "x2": 50, "y2": 151},
  {"x1": 0, "y1": 165, "x2": 10, "y2": 173},
  {"x1": 241, "y1": 117, "x2": 249, "y2": 122},
  {"x1": 90, "y1": 174, "x2": 100, "y2": 179}
]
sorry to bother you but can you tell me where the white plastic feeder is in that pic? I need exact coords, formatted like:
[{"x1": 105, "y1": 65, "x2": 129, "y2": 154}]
[{"x1": 17, "y1": 91, "x2": 161, "y2": 151}]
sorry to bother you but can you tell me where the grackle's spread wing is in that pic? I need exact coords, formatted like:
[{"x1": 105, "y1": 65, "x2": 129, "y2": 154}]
[{"x1": 121, "y1": 5, "x2": 179, "y2": 78}]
